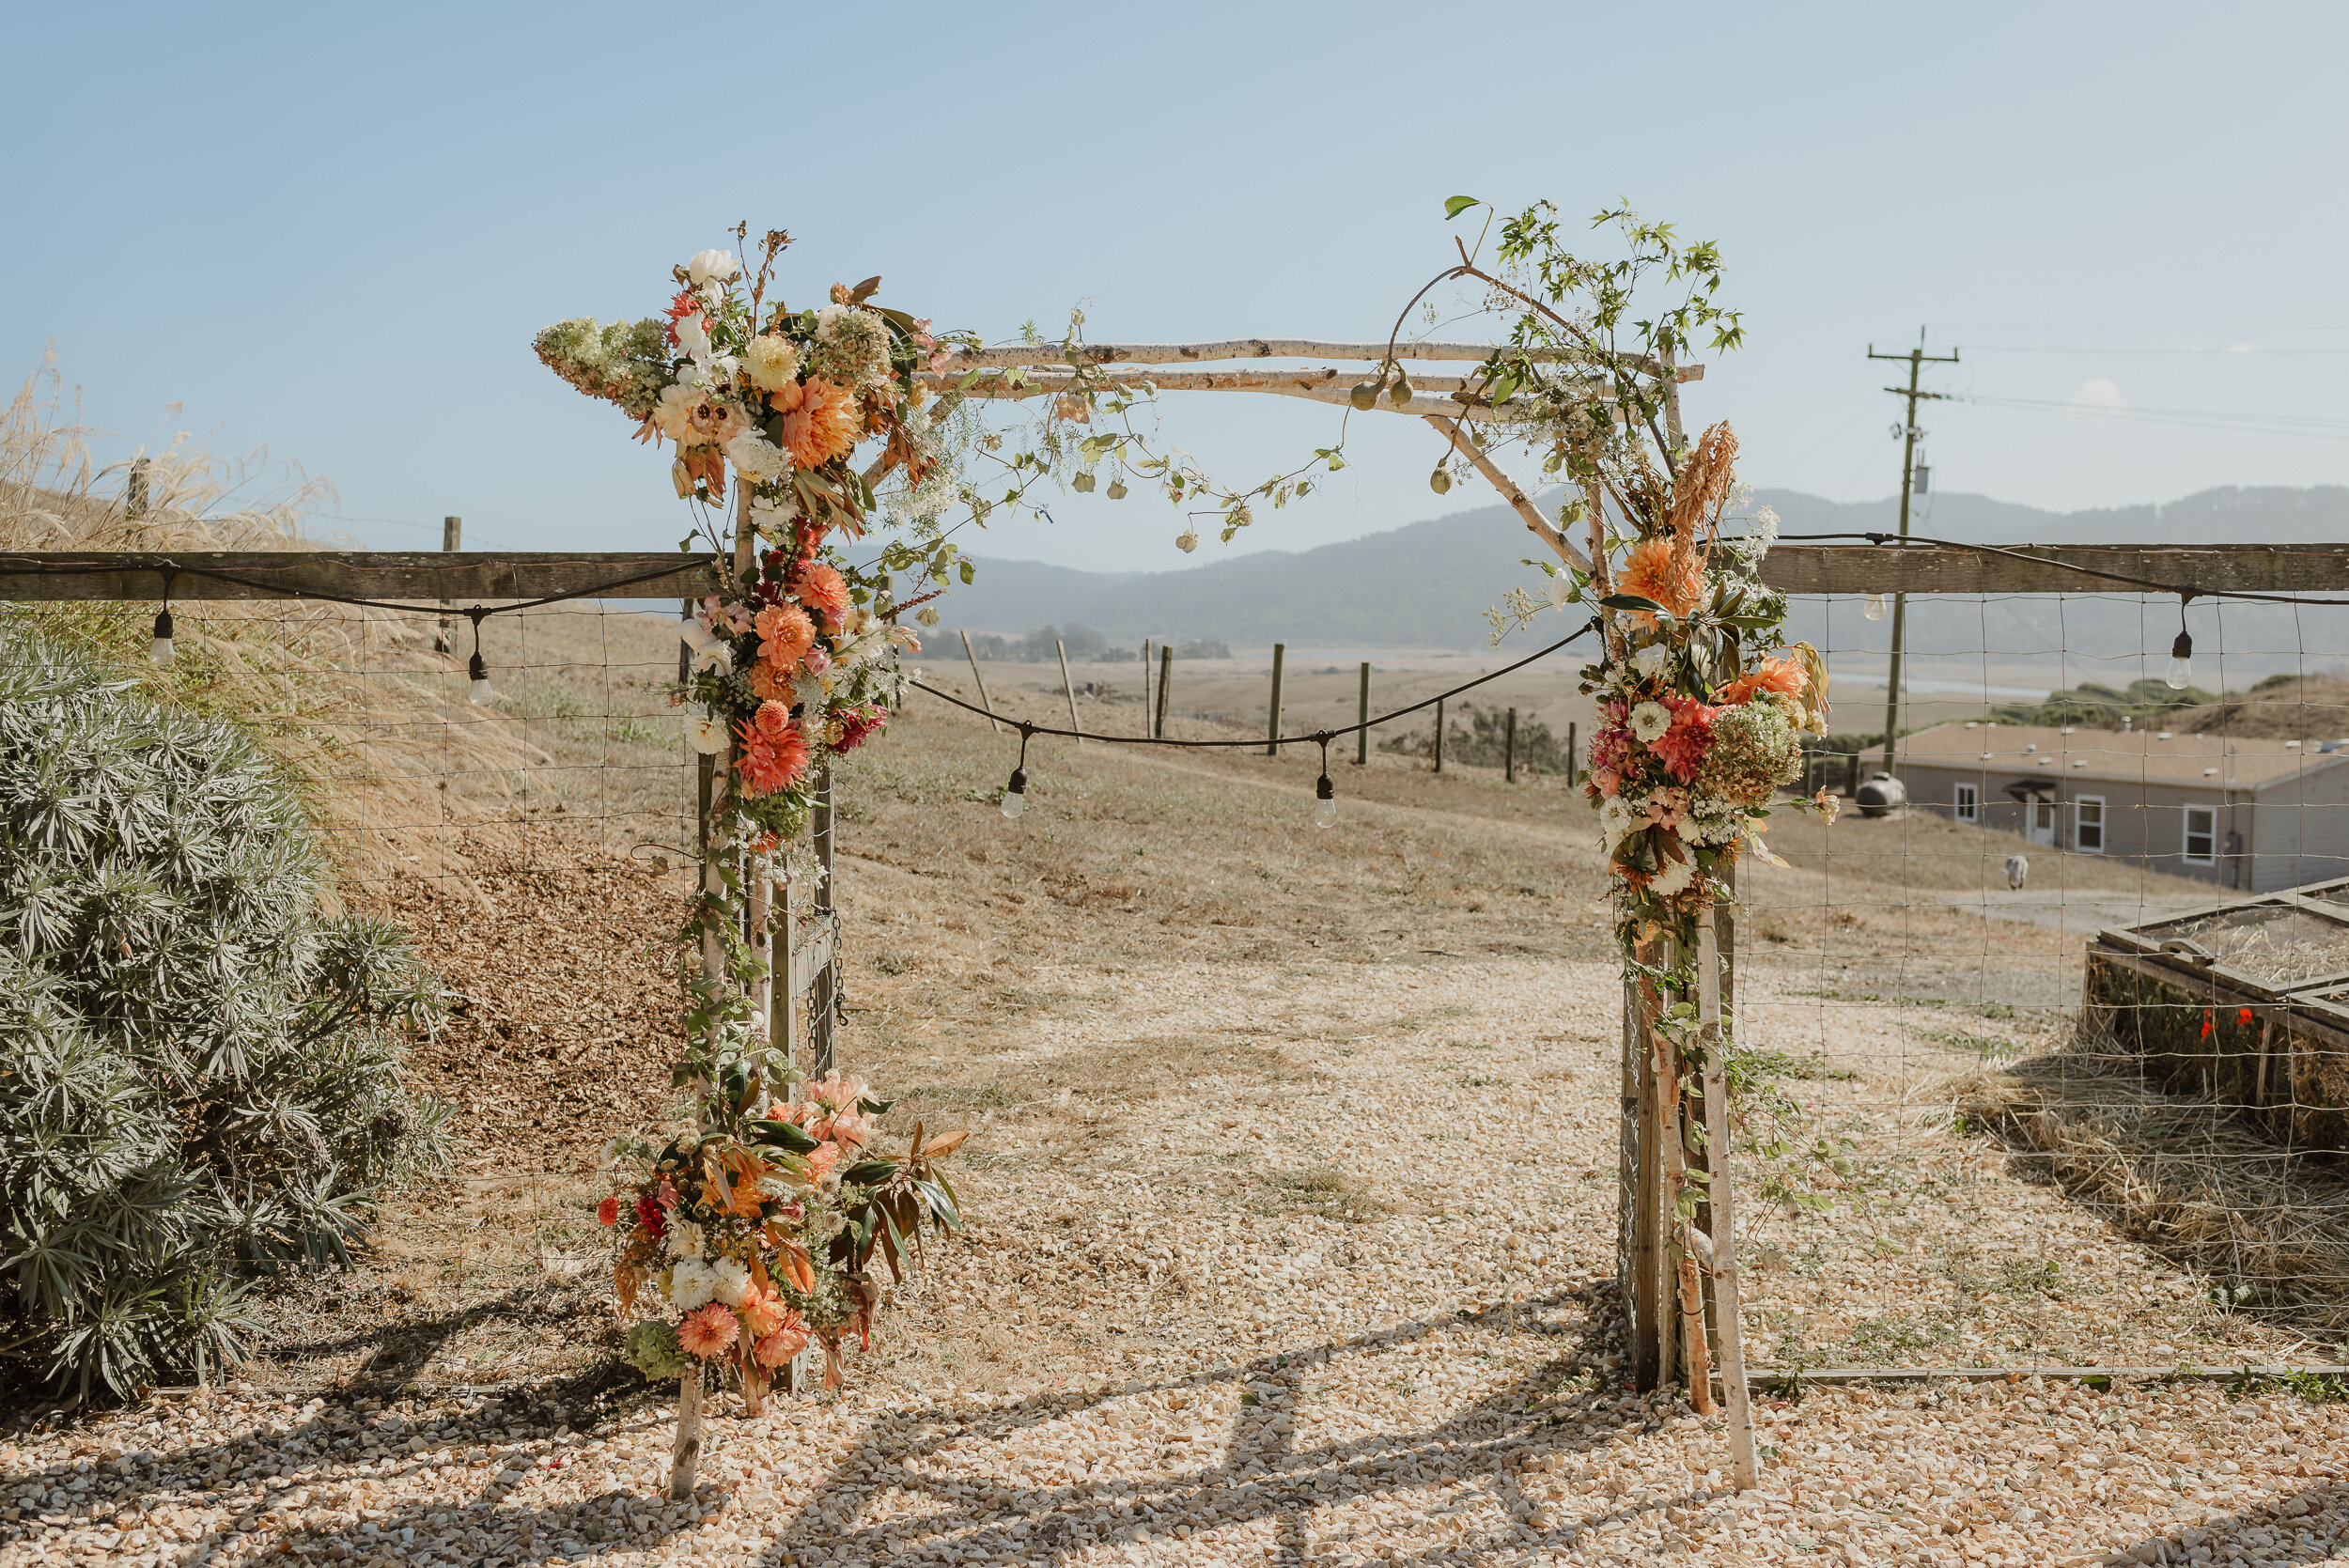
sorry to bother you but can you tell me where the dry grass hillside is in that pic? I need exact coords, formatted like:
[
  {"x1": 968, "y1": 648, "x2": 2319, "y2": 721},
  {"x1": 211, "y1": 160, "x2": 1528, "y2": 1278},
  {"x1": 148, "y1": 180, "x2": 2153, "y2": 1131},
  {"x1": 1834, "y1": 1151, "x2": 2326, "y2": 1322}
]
[{"x1": 2171, "y1": 674, "x2": 2349, "y2": 741}]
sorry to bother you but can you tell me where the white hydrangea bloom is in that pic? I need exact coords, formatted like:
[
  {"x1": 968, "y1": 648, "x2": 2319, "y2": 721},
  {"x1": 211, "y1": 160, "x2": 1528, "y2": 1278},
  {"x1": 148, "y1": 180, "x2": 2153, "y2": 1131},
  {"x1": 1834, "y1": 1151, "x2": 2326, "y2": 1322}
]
[{"x1": 1629, "y1": 702, "x2": 1672, "y2": 743}]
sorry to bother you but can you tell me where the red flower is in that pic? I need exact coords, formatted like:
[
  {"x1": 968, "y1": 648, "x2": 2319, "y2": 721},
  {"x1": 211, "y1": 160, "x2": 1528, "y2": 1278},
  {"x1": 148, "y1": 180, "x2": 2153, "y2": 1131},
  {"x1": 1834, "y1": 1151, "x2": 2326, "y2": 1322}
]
[
  {"x1": 661, "y1": 287, "x2": 700, "y2": 347},
  {"x1": 597, "y1": 1196, "x2": 620, "y2": 1228},
  {"x1": 2238, "y1": 1006, "x2": 2255, "y2": 1027},
  {"x1": 634, "y1": 1194, "x2": 666, "y2": 1236},
  {"x1": 833, "y1": 705, "x2": 888, "y2": 753},
  {"x1": 2200, "y1": 1011, "x2": 2215, "y2": 1039},
  {"x1": 1651, "y1": 693, "x2": 1717, "y2": 783}
]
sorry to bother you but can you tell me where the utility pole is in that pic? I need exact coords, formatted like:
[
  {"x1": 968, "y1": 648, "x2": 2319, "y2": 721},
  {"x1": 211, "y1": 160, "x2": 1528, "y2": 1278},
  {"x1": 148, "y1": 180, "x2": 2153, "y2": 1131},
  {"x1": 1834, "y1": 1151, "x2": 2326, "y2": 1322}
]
[{"x1": 1864, "y1": 331, "x2": 1958, "y2": 779}]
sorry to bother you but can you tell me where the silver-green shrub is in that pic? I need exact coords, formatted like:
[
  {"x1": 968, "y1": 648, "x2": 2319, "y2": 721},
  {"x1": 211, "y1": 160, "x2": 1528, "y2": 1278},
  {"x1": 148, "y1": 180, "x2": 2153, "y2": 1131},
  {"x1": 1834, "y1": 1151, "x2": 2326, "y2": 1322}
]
[{"x1": 0, "y1": 626, "x2": 448, "y2": 1403}]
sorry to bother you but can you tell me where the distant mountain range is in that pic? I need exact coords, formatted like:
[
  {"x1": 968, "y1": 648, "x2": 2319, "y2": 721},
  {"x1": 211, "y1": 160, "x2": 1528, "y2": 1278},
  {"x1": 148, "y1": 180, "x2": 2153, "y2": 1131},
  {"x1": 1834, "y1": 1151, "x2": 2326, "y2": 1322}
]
[{"x1": 939, "y1": 487, "x2": 2349, "y2": 663}]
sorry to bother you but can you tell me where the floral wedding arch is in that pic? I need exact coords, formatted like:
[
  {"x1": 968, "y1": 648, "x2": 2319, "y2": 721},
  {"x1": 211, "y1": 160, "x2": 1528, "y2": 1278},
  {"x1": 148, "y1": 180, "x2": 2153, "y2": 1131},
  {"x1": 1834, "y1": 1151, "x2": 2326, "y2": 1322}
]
[{"x1": 537, "y1": 203, "x2": 1822, "y2": 1494}]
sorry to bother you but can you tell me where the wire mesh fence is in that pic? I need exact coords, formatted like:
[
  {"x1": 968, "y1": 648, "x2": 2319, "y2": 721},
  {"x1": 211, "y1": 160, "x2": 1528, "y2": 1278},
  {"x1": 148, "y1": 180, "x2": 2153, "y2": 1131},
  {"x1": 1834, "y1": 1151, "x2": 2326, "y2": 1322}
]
[{"x1": 1731, "y1": 586, "x2": 2349, "y2": 1376}]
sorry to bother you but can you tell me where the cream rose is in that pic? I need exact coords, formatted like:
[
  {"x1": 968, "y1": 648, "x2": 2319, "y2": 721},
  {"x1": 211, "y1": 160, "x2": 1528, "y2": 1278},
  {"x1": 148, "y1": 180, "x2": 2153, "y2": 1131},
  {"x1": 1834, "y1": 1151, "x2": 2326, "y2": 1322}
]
[{"x1": 687, "y1": 249, "x2": 739, "y2": 286}]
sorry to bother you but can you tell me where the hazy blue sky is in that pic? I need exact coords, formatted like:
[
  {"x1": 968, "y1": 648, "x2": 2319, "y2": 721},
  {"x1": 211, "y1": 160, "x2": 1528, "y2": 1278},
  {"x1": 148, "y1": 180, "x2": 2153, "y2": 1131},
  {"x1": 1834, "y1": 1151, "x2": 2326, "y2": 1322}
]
[{"x1": 7, "y1": 2, "x2": 2347, "y2": 571}]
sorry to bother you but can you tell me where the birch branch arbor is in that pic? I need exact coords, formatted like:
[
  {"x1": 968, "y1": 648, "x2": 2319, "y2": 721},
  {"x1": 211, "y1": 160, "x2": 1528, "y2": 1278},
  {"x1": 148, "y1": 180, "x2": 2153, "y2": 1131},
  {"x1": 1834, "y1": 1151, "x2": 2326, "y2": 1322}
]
[{"x1": 923, "y1": 331, "x2": 1757, "y2": 1478}]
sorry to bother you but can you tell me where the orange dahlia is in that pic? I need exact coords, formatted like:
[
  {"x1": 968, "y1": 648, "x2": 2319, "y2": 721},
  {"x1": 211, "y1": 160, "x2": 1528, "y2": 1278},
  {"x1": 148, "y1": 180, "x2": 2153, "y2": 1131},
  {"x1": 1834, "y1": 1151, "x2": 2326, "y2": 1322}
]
[
  {"x1": 750, "y1": 661, "x2": 795, "y2": 703},
  {"x1": 1719, "y1": 656, "x2": 1807, "y2": 707},
  {"x1": 779, "y1": 377, "x2": 860, "y2": 469},
  {"x1": 755, "y1": 603, "x2": 816, "y2": 670},
  {"x1": 1617, "y1": 536, "x2": 1704, "y2": 620},
  {"x1": 754, "y1": 1314, "x2": 810, "y2": 1368},
  {"x1": 737, "y1": 1282, "x2": 788, "y2": 1340},
  {"x1": 596, "y1": 1195, "x2": 620, "y2": 1227},
  {"x1": 754, "y1": 699, "x2": 793, "y2": 738},
  {"x1": 736, "y1": 717, "x2": 811, "y2": 797},
  {"x1": 790, "y1": 559, "x2": 852, "y2": 629},
  {"x1": 678, "y1": 1303, "x2": 739, "y2": 1359}
]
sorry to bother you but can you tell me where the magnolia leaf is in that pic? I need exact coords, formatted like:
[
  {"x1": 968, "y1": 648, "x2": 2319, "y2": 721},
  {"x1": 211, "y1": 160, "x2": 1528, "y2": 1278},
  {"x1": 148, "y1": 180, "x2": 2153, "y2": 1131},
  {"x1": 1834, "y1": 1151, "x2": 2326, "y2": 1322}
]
[
  {"x1": 849, "y1": 275, "x2": 882, "y2": 303},
  {"x1": 1444, "y1": 195, "x2": 1481, "y2": 219},
  {"x1": 921, "y1": 1128, "x2": 970, "y2": 1160}
]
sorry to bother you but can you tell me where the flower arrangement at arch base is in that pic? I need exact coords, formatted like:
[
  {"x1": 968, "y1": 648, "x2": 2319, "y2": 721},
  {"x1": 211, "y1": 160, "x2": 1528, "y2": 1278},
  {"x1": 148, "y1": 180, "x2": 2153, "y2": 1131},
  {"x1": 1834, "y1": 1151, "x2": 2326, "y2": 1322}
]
[{"x1": 600, "y1": 1070, "x2": 965, "y2": 1406}]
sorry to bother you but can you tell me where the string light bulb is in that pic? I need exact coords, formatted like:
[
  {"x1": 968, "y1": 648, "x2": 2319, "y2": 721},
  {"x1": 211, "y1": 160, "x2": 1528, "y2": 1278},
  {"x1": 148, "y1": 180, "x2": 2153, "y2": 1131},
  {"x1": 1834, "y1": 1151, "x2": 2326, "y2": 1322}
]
[
  {"x1": 1001, "y1": 725, "x2": 1034, "y2": 820},
  {"x1": 1863, "y1": 593, "x2": 1887, "y2": 622},
  {"x1": 2168, "y1": 601, "x2": 2196, "y2": 691},
  {"x1": 1314, "y1": 736, "x2": 1337, "y2": 828},
  {"x1": 465, "y1": 610, "x2": 495, "y2": 704},
  {"x1": 149, "y1": 568, "x2": 178, "y2": 663}
]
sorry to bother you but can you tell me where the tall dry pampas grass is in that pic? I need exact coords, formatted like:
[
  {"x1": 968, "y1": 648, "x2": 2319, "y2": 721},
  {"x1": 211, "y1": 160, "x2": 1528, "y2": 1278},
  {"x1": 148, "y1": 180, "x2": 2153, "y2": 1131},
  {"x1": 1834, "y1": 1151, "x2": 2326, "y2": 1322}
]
[{"x1": 2, "y1": 356, "x2": 540, "y2": 895}]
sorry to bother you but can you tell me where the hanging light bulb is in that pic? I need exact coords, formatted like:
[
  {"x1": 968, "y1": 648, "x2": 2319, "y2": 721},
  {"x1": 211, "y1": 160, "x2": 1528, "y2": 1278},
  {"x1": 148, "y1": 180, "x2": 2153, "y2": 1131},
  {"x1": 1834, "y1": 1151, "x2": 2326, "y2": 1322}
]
[
  {"x1": 2168, "y1": 627, "x2": 2195, "y2": 691},
  {"x1": 1001, "y1": 726, "x2": 1034, "y2": 819},
  {"x1": 1863, "y1": 593, "x2": 1887, "y2": 622},
  {"x1": 468, "y1": 650, "x2": 495, "y2": 704},
  {"x1": 1315, "y1": 771, "x2": 1337, "y2": 829},
  {"x1": 149, "y1": 606, "x2": 175, "y2": 664}
]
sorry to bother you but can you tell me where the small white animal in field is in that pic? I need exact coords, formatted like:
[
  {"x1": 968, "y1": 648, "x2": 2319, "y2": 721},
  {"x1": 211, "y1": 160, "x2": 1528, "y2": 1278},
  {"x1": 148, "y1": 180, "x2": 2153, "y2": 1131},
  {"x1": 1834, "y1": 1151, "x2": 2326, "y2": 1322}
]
[{"x1": 2005, "y1": 853, "x2": 2030, "y2": 892}]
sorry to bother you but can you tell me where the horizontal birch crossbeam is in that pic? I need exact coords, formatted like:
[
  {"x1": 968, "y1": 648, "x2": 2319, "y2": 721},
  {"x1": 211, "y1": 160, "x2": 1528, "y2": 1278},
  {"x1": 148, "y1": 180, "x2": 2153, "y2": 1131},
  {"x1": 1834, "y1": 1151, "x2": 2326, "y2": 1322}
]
[
  {"x1": 917, "y1": 367, "x2": 1572, "y2": 424},
  {"x1": 933, "y1": 339, "x2": 1705, "y2": 382}
]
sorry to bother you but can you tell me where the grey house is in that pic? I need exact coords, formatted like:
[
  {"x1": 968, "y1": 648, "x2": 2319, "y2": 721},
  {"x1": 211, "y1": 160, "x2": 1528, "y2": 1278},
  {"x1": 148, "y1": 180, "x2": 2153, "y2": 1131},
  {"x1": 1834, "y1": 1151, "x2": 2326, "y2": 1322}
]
[{"x1": 1862, "y1": 721, "x2": 2349, "y2": 892}]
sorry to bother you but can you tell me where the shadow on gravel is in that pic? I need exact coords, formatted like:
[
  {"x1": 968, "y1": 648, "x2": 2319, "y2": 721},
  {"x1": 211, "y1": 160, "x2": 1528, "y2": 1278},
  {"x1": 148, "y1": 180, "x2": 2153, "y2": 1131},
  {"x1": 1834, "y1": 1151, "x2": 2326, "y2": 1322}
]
[
  {"x1": 2108, "y1": 1480, "x2": 2348, "y2": 1565},
  {"x1": 723, "y1": 1281, "x2": 1704, "y2": 1567}
]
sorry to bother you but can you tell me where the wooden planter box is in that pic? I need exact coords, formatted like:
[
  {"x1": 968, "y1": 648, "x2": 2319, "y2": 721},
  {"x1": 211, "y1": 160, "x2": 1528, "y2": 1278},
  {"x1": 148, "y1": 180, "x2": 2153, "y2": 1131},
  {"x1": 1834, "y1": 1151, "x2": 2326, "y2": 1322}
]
[{"x1": 2088, "y1": 881, "x2": 2349, "y2": 1154}]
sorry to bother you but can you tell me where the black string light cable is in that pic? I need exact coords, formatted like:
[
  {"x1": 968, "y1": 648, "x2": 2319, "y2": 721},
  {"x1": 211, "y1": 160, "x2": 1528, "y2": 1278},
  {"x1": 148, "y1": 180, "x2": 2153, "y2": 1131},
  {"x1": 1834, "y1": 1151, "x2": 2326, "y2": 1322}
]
[{"x1": 919, "y1": 618, "x2": 1601, "y2": 822}]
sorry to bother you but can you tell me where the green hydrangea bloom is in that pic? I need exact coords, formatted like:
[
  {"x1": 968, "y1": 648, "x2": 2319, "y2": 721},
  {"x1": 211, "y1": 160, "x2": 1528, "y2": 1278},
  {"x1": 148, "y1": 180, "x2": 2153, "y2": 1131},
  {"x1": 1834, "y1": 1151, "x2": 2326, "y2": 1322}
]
[
  {"x1": 624, "y1": 1320, "x2": 692, "y2": 1381},
  {"x1": 1696, "y1": 696, "x2": 1802, "y2": 809}
]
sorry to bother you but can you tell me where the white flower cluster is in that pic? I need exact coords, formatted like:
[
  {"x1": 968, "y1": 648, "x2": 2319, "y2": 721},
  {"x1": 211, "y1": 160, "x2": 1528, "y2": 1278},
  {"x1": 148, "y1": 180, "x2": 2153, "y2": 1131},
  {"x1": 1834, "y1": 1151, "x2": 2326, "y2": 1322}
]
[
  {"x1": 725, "y1": 429, "x2": 790, "y2": 482},
  {"x1": 1631, "y1": 643, "x2": 1672, "y2": 679},
  {"x1": 1686, "y1": 800, "x2": 1747, "y2": 846},
  {"x1": 1600, "y1": 796, "x2": 1645, "y2": 848},
  {"x1": 1629, "y1": 702, "x2": 1672, "y2": 743},
  {"x1": 665, "y1": 1255, "x2": 750, "y2": 1311}
]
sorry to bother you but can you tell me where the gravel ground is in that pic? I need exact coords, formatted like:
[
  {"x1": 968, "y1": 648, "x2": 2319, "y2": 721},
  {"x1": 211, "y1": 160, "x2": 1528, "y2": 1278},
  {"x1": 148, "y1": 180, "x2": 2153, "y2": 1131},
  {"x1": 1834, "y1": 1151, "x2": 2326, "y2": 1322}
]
[{"x1": 8, "y1": 702, "x2": 2346, "y2": 1567}]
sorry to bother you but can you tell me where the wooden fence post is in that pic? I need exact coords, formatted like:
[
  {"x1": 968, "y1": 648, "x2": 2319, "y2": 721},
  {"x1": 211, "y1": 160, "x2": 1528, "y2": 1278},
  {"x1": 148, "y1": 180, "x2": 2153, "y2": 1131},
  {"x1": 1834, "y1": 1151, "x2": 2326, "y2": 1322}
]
[
  {"x1": 1265, "y1": 643, "x2": 1285, "y2": 756},
  {"x1": 959, "y1": 630, "x2": 1001, "y2": 733},
  {"x1": 1356, "y1": 662, "x2": 1370, "y2": 765},
  {"x1": 1504, "y1": 706, "x2": 1517, "y2": 783},
  {"x1": 1567, "y1": 721, "x2": 1579, "y2": 780},
  {"x1": 1433, "y1": 697, "x2": 1445, "y2": 773},
  {"x1": 1055, "y1": 639, "x2": 1082, "y2": 743},
  {"x1": 809, "y1": 762, "x2": 837, "y2": 1081},
  {"x1": 1141, "y1": 638, "x2": 1153, "y2": 737},
  {"x1": 668, "y1": 1368, "x2": 704, "y2": 1499},
  {"x1": 1700, "y1": 902, "x2": 1760, "y2": 1487},
  {"x1": 1156, "y1": 644, "x2": 1173, "y2": 738},
  {"x1": 436, "y1": 516, "x2": 461, "y2": 654},
  {"x1": 125, "y1": 457, "x2": 149, "y2": 520}
]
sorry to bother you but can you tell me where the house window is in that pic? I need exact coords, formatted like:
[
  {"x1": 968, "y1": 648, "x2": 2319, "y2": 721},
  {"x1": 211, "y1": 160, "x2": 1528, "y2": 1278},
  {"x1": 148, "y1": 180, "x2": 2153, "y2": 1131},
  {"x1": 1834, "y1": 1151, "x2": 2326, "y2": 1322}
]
[
  {"x1": 2183, "y1": 804, "x2": 2217, "y2": 864},
  {"x1": 1954, "y1": 783, "x2": 1979, "y2": 824},
  {"x1": 2075, "y1": 796, "x2": 2106, "y2": 854}
]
